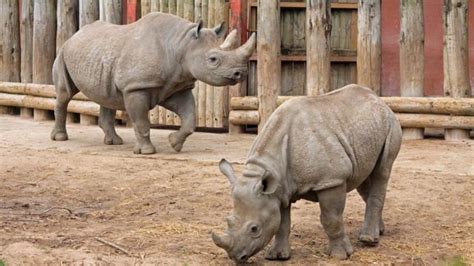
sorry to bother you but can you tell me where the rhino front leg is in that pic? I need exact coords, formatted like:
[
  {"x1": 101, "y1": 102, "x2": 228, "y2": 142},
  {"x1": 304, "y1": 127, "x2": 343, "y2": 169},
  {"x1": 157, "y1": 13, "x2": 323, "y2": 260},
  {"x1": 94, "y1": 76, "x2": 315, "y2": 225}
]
[
  {"x1": 161, "y1": 89, "x2": 196, "y2": 152},
  {"x1": 265, "y1": 205, "x2": 291, "y2": 260},
  {"x1": 124, "y1": 91, "x2": 156, "y2": 154},
  {"x1": 99, "y1": 106, "x2": 123, "y2": 145},
  {"x1": 318, "y1": 183, "x2": 353, "y2": 260}
]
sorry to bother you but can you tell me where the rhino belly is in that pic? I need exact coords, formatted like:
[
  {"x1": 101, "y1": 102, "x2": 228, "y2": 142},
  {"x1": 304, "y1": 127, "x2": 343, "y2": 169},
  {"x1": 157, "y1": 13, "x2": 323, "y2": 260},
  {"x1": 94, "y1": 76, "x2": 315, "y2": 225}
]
[{"x1": 64, "y1": 47, "x2": 125, "y2": 110}]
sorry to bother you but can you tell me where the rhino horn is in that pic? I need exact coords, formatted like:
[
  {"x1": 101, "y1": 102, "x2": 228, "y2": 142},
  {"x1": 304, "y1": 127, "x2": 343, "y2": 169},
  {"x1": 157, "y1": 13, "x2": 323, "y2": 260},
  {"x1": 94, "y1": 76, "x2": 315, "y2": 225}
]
[
  {"x1": 212, "y1": 231, "x2": 232, "y2": 250},
  {"x1": 236, "y1": 32, "x2": 256, "y2": 59},
  {"x1": 220, "y1": 29, "x2": 239, "y2": 50}
]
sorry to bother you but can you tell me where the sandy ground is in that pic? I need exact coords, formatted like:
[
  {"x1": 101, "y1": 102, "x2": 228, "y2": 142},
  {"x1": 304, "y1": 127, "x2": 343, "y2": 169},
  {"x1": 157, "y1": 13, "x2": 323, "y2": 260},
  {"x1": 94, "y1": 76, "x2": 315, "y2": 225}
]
[{"x1": 0, "y1": 115, "x2": 472, "y2": 265}]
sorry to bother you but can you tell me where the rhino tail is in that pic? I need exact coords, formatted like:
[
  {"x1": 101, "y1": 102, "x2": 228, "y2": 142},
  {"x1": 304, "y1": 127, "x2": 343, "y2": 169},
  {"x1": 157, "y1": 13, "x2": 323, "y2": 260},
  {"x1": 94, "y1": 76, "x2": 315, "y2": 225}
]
[{"x1": 53, "y1": 48, "x2": 79, "y2": 99}]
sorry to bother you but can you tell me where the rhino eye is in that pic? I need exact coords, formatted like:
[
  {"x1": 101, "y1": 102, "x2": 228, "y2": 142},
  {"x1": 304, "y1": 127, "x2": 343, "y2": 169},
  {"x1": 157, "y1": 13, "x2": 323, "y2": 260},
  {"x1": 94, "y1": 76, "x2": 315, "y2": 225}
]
[
  {"x1": 207, "y1": 55, "x2": 220, "y2": 66},
  {"x1": 248, "y1": 224, "x2": 261, "y2": 238}
]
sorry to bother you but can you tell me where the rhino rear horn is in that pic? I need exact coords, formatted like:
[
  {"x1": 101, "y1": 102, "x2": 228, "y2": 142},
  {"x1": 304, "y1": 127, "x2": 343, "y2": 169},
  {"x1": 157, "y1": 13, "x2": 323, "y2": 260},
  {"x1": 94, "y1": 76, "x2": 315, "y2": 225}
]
[
  {"x1": 237, "y1": 32, "x2": 256, "y2": 59},
  {"x1": 213, "y1": 22, "x2": 226, "y2": 38},
  {"x1": 220, "y1": 29, "x2": 239, "y2": 50},
  {"x1": 191, "y1": 19, "x2": 203, "y2": 39}
]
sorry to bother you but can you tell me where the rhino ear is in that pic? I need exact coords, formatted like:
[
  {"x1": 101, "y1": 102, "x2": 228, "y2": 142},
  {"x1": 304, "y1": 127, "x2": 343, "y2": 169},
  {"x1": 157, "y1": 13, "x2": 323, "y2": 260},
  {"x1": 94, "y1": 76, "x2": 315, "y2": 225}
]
[
  {"x1": 255, "y1": 170, "x2": 279, "y2": 195},
  {"x1": 213, "y1": 22, "x2": 226, "y2": 38},
  {"x1": 191, "y1": 19, "x2": 204, "y2": 39},
  {"x1": 219, "y1": 159, "x2": 237, "y2": 185}
]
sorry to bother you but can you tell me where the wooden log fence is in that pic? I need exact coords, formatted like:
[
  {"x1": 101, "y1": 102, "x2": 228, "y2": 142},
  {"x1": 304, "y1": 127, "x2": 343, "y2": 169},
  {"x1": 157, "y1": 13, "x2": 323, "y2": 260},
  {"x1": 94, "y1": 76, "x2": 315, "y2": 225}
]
[{"x1": 228, "y1": 96, "x2": 474, "y2": 130}]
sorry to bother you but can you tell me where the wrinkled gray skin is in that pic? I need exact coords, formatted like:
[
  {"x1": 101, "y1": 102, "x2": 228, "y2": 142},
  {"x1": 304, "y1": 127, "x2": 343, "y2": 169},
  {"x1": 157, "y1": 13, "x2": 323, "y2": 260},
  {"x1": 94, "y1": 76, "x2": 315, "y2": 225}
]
[
  {"x1": 213, "y1": 84, "x2": 402, "y2": 263},
  {"x1": 51, "y1": 12, "x2": 256, "y2": 154}
]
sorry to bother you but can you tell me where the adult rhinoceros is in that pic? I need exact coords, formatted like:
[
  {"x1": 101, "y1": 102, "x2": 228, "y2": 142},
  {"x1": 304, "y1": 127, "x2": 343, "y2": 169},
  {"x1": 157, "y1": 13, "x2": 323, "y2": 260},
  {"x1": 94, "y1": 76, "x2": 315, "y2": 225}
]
[
  {"x1": 212, "y1": 84, "x2": 402, "y2": 263},
  {"x1": 51, "y1": 12, "x2": 256, "y2": 154}
]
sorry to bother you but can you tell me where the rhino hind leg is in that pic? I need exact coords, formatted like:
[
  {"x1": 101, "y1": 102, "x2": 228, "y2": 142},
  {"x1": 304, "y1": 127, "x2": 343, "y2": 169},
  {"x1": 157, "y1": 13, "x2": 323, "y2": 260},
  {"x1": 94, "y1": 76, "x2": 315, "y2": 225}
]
[
  {"x1": 161, "y1": 89, "x2": 196, "y2": 152},
  {"x1": 318, "y1": 183, "x2": 353, "y2": 260},
  {"x1": 99, "y1": 106, "x2": 123, "y2": 145},
  {"x1": 51, "y1": 49, "x2": 79, "y2": 141},
  {"x1": 124, "y1": 91, "x2": 156, "y2": 154},
  {"x1": 357, "y1": 125, "x2": 401, "y2": 246}
]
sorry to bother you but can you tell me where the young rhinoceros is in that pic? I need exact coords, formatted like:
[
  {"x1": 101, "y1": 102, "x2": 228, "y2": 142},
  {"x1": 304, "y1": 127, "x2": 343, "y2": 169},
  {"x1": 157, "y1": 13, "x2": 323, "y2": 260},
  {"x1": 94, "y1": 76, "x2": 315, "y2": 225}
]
[
  {"x1": 212, "y1": 84, "x2": 402, "y2": 263},
  {"x1": 51, "y1": 12, "x2": 256, "y2": 154}
]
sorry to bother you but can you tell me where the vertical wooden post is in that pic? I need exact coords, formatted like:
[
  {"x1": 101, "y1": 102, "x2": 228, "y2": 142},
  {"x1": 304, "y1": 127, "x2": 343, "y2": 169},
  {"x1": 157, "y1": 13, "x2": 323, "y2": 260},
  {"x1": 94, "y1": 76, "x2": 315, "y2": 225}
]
[
  {"x1": 79, "y1": 0, "x2": 100, "y2": 27},
  {"x1": 100, "y1": 0, "x2": 122, "y2": 24},
  {"x1": 306, "y1": 0, "x2": 331, "y2": 96},
  {"x1": 78, "y1": 0, "x2": 99, "y2": 123},
  {"x1": 213, "y1": 0, "x2": 227, "y2": 128},
  {"x1": 0, "y1": 0, "x2": 21, "y2": 82},
  {"x1": 142, "y1": 0, "x2": 160, "y2": 15},
  {"x1": 228, "y1": 0, "x2": 247, "y2": 134},
  {"x1": 205, "y1": 0, "x2": 215, "y2": 127},
  {"x1": 443, "y1": 0, "x2": 471, "y2": 140},
  {"x1": 197, "y1": 0, "x2": 208, "y2": 127},
  {"x1": 400, "y1": 0, "x2": 424, "y2": 140},
  {"x1": 357, "y1": 0, "x2": 381, "y2": 95},
  {"x1": 57, "y1": 0, "x2": 79, "y2": 53},
  {"x1": 257, "y1": 0, "x2": 280, "y2": 131},
  {"x1": 21, "y1": 0, "x2": 34, "y2": 83},
  {"x1": 159, "y1": 0, "x2": 168, "y2": 13},
  {"x1": 32, "y1": 0, "x2": 56, "y2": 121}
]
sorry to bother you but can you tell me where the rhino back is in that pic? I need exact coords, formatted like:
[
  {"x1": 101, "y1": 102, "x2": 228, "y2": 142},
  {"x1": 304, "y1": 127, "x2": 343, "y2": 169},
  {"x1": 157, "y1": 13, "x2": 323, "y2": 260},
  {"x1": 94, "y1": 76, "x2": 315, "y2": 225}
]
[
  {"x1": 61, "y1": 13, "x2": 193, "y2": 109},
  {"x1": 253, "y1": 84, "x2": 396, "y2": 195}
]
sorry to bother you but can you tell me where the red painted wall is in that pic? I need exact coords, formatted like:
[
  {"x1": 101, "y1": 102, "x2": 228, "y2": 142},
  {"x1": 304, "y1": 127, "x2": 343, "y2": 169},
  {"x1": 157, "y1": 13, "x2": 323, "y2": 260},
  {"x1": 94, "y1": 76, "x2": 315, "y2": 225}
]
[{"x1": 381, "y1": 0, "x2": 473, "y2": 96}]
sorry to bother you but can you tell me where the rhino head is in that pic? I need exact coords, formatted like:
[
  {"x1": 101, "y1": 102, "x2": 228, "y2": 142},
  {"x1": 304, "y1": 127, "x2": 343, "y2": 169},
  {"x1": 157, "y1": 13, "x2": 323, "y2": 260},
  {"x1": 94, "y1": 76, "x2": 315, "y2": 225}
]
[
  {"x1": 182, "y1": 20, "x2": 256, "y2": 86},
  {"x1": 212, "y1": 159, "x2": 282, "y2": 263}
]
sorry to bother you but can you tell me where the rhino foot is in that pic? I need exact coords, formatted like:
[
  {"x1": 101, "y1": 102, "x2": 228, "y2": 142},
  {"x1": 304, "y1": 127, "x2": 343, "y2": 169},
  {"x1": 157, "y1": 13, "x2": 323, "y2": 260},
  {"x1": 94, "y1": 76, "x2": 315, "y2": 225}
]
[
  {"x1": 133, "y1": 143, "x2": 156, "y2": 154},
  {"x1": 104, "y1": 134, "x2": 123, "y2": 145},
  {"x1": 169, "y1": 132, "x2": 184, "y2": 152},
  {"x1": 51, "y1": 129, "x2": 68, "y2": 141},
  {"x1": 358, "y1": 233, "x2": 379, "y2": 246},
  {"x1": 265, "y1": 244, "x2": 291, "y2": 260},
  {"x1": 328, "y1": 235, "x2": 353, "y2": 260}
]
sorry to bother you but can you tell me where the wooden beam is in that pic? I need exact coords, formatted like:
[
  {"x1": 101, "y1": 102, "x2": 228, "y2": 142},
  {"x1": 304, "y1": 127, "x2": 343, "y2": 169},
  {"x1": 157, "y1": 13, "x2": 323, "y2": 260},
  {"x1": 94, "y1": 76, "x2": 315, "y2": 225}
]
[
  {"x1": 400, "y1": 0, "x2": 425, "y2": 140},
  {"x1": 357, "y1": 0, "x2": 381, "y2": 95},
  {"x1": 79, "y1": 0, "x2": 100, "y2": 28},
  {"x1": 20, "y1": 0, "x2": 34, "y2": 83},
  {"x1": 250, "y1": 2, "x2": 358, "y2": 10},
  {"x1": 306, "y1": 0, "x2": 331, "y2": 96},
  {"x1": 32, "y1": 0, "x2": 56, "y2": 85},
  {"x1": 0, "y1": 92, "x2": 126, "y2": 119},
  {"x1": 230, "y1": 96, "x2": 474, "y2": 116},
  {"x1": 125, "y1": 0, "x2": 138, "y2": 23},
  {"x1": 257, "y1": 0, "x2": 280, "y2": 132},
  {"x1": 100, "y1": 0, "x2": 122, "y2": 24},
  {"x1": 228, "y1": 110, "x2": 474, "y2": 130},
  {"x1": 0, "y1": 82, "x2": 89, "y2": 101},
  {"x1": 0, "y1": 0, "x2": 21, "y2": 82},
  {"x1": 56, "y1": 0, "x2": 79, "y2": 54},
  {"x1": 443, "y1": 0, "x2": 471, "y2": 140}
]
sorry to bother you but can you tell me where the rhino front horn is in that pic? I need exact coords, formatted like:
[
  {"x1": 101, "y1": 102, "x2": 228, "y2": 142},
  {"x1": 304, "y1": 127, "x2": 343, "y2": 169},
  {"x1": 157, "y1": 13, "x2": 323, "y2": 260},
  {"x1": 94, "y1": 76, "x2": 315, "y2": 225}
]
[
  {"x1": 237, "y1": 32, "x2": 256, "y2": 59},
  {"x1": 212, "y1": 231, "x2": 232, "y2": 250}
]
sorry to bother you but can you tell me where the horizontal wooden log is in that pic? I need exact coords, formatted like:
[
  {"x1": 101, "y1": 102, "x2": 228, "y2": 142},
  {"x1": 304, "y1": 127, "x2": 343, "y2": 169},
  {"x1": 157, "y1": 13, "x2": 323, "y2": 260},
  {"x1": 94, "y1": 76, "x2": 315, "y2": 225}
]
[
  {"x1": 0, "y1": 82, "x2": 88, "y2": 100},
  {"x1": 230, "y1": 96, "x2": 474, "y2": 116},
  {"x1": 0, "y1": 92, "x2": 126, "y2": 119},
  {"x1": 228, "y1": 110, "x2": 474, "y2": 129},
  {"x1": 384, "y1": 97, "x2": 474, "y2": 116},
  {"x1": 228, "y1": 110, "x2": 259, "y2": 125},
  {"x1": 395, "y1": 113, "x2": 474, "y2": 129}
]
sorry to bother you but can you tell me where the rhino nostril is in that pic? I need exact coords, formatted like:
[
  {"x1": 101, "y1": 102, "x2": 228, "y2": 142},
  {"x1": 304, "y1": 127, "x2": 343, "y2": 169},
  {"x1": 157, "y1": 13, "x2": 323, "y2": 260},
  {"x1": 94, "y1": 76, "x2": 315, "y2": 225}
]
[{"x1": 238, "y1": 254, "x2": 248, "y2": 262}]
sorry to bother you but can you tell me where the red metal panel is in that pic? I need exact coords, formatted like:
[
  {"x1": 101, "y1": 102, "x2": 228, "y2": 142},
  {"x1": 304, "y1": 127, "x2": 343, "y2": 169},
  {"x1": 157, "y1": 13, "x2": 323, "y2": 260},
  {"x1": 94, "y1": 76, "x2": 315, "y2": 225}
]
[
  {"x1": 229, "y1": 0, "x2": 248, "y2": 43},
  {"x1": 423, "y1": 0, "x2": 443, "y2": 96},
  {"x1": 381, "y1": 0, "x2": 400, "y2": 96},
  {"x1": 125, "y1": 0, "x2": 137, "y2": 24}
]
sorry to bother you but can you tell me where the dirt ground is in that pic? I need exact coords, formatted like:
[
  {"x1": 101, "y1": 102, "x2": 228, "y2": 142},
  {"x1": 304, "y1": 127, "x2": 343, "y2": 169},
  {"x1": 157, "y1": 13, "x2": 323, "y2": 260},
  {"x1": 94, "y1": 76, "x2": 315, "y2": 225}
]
[{"x1": 0, "y1": 115, "x2": 472, "y2": 265}]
